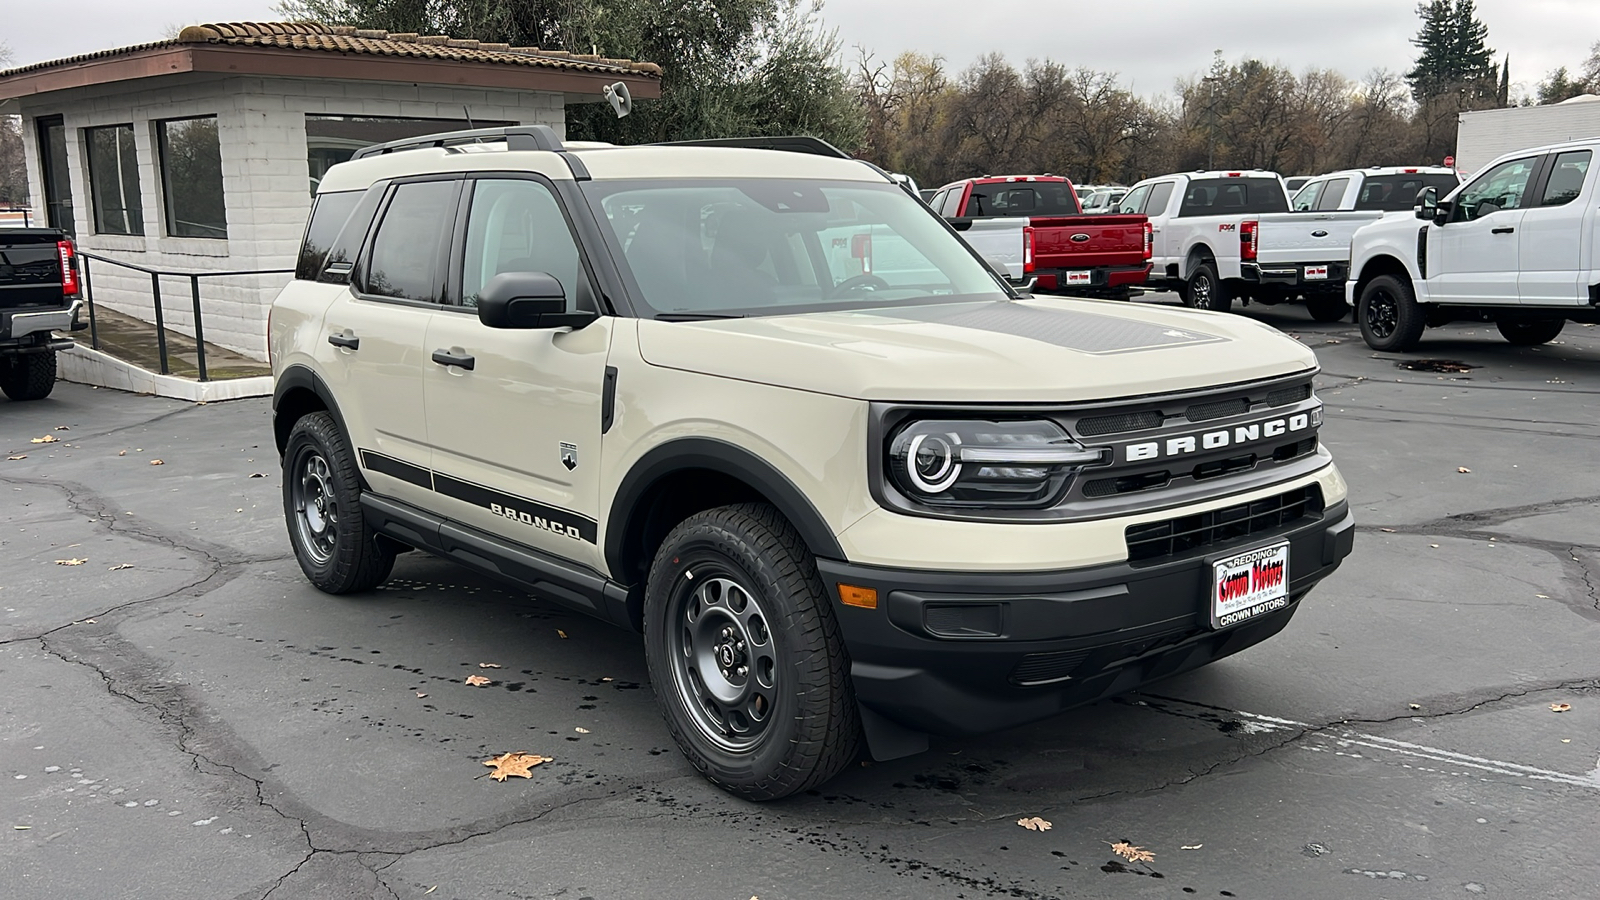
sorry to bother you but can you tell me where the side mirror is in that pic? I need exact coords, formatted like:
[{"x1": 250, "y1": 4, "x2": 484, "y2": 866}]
[
  {"x1": 1414, "y1": 186, "x2": 1438, "y2": 221},
  {"x1": 890, "y1": 172, "x2": 919, "y2": 197},
  {"x1": 477, "y1": 272, "x2": 596, "y2": 330}
]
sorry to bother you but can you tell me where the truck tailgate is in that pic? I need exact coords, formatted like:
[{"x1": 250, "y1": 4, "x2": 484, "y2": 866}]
[
  {"x1": 1029, "y1": 214, "x2": 1147, "y2": 269},
  {"x1": 1255, "y1": 212, "x2": 1383, "y2": 265},
  {"x1": 0, "y1": 229, "x2": 67, "y2": 310},
  {"x1": 948, "y1": 217, "x2": 1028, "y2": 280}
]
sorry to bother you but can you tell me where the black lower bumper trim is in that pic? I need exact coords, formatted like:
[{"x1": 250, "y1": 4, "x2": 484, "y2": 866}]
[{"x1": 820, "y1": 501, "x2": 1352, "y2": 738}]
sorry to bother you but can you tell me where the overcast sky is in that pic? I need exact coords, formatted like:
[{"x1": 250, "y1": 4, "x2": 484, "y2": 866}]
[{"x1": 4, "y1": 0, "x2": 1598, "y2": 101}]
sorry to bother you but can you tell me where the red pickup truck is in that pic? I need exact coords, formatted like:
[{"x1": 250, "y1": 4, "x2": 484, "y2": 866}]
[{"x1": 928, "y1": 176, "x2": 1152, "y2": 296}]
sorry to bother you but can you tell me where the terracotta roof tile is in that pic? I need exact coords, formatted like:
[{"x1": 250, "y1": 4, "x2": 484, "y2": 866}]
[{"x1": 0, "y1": 20, "x2": 662, "y2": 79}]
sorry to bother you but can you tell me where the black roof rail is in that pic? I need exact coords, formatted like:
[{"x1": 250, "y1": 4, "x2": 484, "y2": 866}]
[
  {"x1": 650, "y1": 135, "x2": 852, "y2": 159},
  {"x1": 351, "y1": 124, "x2": 564, "y2": 160}
]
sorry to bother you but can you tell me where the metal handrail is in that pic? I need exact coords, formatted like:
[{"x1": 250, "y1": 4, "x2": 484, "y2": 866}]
[{"x1": 77, "y1": 250, "x2": 292, "y2": 382}]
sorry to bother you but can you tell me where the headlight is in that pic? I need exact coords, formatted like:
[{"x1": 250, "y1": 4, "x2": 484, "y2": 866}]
[{"x1": 887, "y1": 419, "x2": 1107, "y2": 508}]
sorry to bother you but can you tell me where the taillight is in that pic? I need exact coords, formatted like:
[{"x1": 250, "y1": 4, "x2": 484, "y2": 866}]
[
  {"x1": 57, "y1": 240, "x2": 78, "y2": 296},
  {"x1": 1142, "y1": 221, "x2": 1153, "y2": 261},
  {"x1": 1240, "y1": 220, "x2": 1259, "y2": 262},
  {"x1": 1022, "y1": 225, "x2": 1035, "y2": 274}
]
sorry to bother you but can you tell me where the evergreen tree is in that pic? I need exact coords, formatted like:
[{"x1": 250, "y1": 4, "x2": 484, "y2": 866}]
[
  {"x1": 1406, "y1": 0, "x2": 1495, "y2": 102},
  {"x1": 1498, "y1": 56, "x2": 1509, "y2": 107}
]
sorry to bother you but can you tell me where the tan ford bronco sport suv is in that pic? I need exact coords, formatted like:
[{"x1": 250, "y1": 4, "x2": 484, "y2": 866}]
[{"x1": 270, "y1": 126, "x2": 1354, "y2": 799}]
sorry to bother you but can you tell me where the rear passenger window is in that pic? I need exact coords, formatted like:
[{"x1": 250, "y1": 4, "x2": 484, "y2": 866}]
[
  {"x1": 296, "y1": 191, "x2": 361, "y2": 280},
  {"x1": 1143, "y1": 182, "x2": 1174, "y2": 216},
  {"x1": 1540, "y1": 151, "x2": 1590, "y2": 206},
  {"x1": 362, "y1": 180, "x2": 458, "y2": 302},
  {"x1": 1316, "y1": 178, "x2": 1349, "y2": 211},
  {"x1": 1178, "y1": 178, "x2": 1289, "y2": 216},
  {"x1": 940, "y1": 188, "x2": 966, "y2": 218},
  {"x1": 461, "y1": 178, "x2": 591, "y2": 309},
  {"x1": 1355, "y1": 174, "x2": 1460, "y2": 211}
]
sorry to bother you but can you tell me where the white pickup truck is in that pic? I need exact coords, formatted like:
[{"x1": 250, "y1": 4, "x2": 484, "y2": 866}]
[
  {"x1": 1292, "y1": 167, "x2": 1461, "y2": 215},
  {"x1": 1348, "y1": 140, "x2": 1600, "y2": 350},
  {"x1": 1119, "y1": 170, "x2": 1381, "y2": 321}
]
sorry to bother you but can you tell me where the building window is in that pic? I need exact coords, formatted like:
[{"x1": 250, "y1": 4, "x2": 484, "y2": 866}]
[
  {"x1": 157, "y1": 116, "x2": 226, "y2": 239},
  {"x1": 84, "y1": 124, "x2": 142, "y2": 235},
  {"x1": 35, "y1": 116, "x2": 74, "y2": 235},
  {"x1": 305, "y1": 115, "x2": 512, "y2": 195}
]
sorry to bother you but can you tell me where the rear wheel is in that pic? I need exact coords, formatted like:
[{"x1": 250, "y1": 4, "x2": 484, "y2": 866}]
[
  {"x1": 1306, "y1": 294, "x2": 1351, "y2": 323},
  {"x1": 1497, "y1": 319, "x2": 1565, "y2": 345},
  {"x1": 1358, "y1": 275, "x2": 1426, "y2": 351},
  {"x1": 644, "y1": 503, "x2": 859, "y2": 800},
  {"x1": 1187, "y1": 262, "x2": 1231, "y2": 312},
  {"x1": 282, "y1": 411, "x2": 395, "y2": 593},
  {"x1": 0, "y1": 351, "x2": 56, "y2": 402}
]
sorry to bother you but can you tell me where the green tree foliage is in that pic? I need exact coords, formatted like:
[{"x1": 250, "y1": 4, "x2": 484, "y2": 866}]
[
  {"x1": 1406, "y1": 0, "x2": 1496, "y2": 103},
  {"x1": 1537, "y1": 41, "x2": 1600, "y2": 104},
  {"x1": 275, "y1": 0, "x2": 862, "y2": 148}
]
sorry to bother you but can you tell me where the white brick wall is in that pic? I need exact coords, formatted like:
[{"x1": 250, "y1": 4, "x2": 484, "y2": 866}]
[{"x1": 20, "y1": 75, "x2": 567, "y2": 360}]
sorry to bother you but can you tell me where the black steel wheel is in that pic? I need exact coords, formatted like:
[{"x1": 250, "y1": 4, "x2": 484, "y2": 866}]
[
  {"x1": 1188, "y1": 262, "x2": 1232, "y2": 313},
  {"x1": 644, "y1": 503, "x2": 859, "y2": 800},
  {"x1": 282, "y1": 411, "x2": 395, "y2": 593},
  {"x1": 1358, "y1": 274, "x2": 1426, "y2": 352},
  {"x1": 0, "y1": 351, "x2": 56, "y2": 402},
  {"x1": 1497, "y1": 319, "x2": 1565, "y2": 346}
]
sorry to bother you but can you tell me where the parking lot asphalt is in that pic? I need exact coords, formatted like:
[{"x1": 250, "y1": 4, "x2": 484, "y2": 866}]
[{"x1": 3, "y1": 300, "x2": 1598, "y2": 900}]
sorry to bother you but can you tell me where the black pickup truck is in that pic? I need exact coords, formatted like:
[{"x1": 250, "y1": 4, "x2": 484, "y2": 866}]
[{"x1": 1, "y1": 229, "x2": 82, "y2": 402}]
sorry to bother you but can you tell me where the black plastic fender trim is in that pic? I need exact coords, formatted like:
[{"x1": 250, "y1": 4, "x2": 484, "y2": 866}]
[{"x1": 272, "y1": 365, "x2": 352, "y2": 457}]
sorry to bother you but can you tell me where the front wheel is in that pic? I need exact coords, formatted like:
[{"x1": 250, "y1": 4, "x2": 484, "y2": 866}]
[
  {"x1": 282, "y1": 411, "x2": 395, "y2": 593},
  {"x1": 1187, "y1": 262, "x2": 1231, "y2": 312},
  {"x1": 1497, "y1": 319, "x2": 1565, "y2": 345},
  {"x1": 644, "y1": 503, "x2": 860, "y2": 800},
  {"x1": 1358, "y1": 275, "x2": 1426, "y2": 351},
  {"x1": 0, "y1": 351, "x2": 56, "y2": 402},
  {"x1": 1306, "y1": 294, "x2": 1350, "y2": 323}
]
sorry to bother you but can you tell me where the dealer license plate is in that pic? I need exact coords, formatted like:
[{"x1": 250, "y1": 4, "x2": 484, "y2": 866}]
[
  {"x1": 1210, "y1": 542, "x2": 1290, "y2": 629},
  {"x1": 1064, "y1": 270, "x2": 1093, "y2": 285},
  {"x1": 1304, "y1": 265, "x2": 1329, "y2": 280}
]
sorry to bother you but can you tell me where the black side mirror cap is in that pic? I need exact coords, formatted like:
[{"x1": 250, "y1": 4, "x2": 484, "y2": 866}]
[
  {"x1": 1413, "y1": 186, "x2": 1437, "y2": 221},
  {"x1": 1432, "y1": 199, "x2": 1453, "y2": 226},
  {"x1": 477, "y1": 272, "x2": 597, "y2": 329}
]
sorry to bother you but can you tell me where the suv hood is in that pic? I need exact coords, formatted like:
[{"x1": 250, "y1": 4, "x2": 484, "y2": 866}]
[{"x1": 636, "y1": 297, "x2": 1317, "y2": 403}]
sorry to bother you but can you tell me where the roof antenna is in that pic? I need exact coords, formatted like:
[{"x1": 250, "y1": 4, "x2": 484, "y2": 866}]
[{"x1": 463, "y1": 105, "x2": 477, "y2": 129}]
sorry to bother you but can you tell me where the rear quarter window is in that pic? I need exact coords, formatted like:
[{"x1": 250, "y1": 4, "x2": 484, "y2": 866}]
[
  {"x1": 965, "y1": 181, "x2": 1079, "y2": 217},
  {"x1": 1354, "y1": 174, "x2": 1461, "y2": 212},
  {"x1": 295, "y1": 190, "x2": 362, "y2": 280},
  {"x1": 1177, "y1": 178, "x2": 1289, "y2": 216}
]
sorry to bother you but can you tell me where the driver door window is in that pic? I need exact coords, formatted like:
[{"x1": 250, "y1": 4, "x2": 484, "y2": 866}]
[
  {"x1": 1451, "y1": 157, "x2": 1538, "y2": 222},
  {"x1": 1291, "y1": 181, "x2": 1323, "y2": 211},
  {"x1": 1116, "y1": 184, "x2": 1151, "y2": 215}
]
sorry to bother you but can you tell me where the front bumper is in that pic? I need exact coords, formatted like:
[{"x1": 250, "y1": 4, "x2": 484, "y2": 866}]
[{"x1": 819, "y1": 500, "x2": 1353, "y2": 738}]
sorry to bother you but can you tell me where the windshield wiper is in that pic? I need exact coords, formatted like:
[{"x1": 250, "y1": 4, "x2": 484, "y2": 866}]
[{"x1": 654, "y1": 313, "x2": 747, "y2": 321}]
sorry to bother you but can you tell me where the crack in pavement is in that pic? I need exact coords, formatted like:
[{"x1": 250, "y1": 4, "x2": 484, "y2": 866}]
[{"x1": 1573, "y1": 548, "x2": 1600, "y2": 611}]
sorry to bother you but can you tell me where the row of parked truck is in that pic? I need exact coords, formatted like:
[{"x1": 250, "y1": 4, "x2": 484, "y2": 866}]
[{"x1": 922, "y1": 143, "x2": 1600, "y2": 350}]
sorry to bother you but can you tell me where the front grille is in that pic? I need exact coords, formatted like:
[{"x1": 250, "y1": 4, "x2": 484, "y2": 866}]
[
  {"x1": 1267, "y1": 384, "x2": 1312, "y2": 406},
  {"x1": 1185, "y1": 398, "x2": 1250, "y2": 422},
  {"x1": 1077, "y1": 409, "x2": 1164, "y2": 437},
  {"x1": 1083, "y1": 470, "x2": 1171, "y2": 497},
  {"x1": 1273, "y1": 437, "x2": 1318, "y2": 462},
  {"x1": 1125, "y1": 485, "x2": 1323, "y2": 562},
  {"x1": 1008, "y1": 625, "x2": 1202, "y2": 686}
]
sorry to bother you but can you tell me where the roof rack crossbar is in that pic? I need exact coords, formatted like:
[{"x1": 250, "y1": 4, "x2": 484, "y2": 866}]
[{"x1": 351, "y1": 124, "x2": 563, "y2": 160}]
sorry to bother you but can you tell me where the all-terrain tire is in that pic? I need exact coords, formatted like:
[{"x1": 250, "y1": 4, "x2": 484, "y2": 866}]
[
  {"x1": 1188, "y1": 262, "x2": 1232, "y2": 313},
  {"x1": 1358, "y1": 274, "x2": 1426, "y2": 352},
  {"x1": 1306, "y1": 294, "x2": 1351, "y2": 323},
  {"x1": 0, "y1": 351, "x2": 56, "y2": 402},
  {"x1": 282, "y1": 411, "x2": 396, "y2": 593},
  {"x1": 643, "y1": 502, "x2": 860, "y2": 800},
  {"x1": 1497, "y1": 319, "x2": 1565, "y2": 346}
]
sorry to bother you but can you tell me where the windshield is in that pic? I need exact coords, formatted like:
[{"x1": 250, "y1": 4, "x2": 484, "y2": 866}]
[{"x1": 584, "y1": 179, "x2": 1008, "y2": 318}]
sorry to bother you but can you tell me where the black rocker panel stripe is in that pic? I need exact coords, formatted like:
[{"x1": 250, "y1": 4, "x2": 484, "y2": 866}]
[
  {"x1": 360, "y1": 450, "x2": 433, "y2": 489},
  {"x1": 359, "y1": 448, "x2": 597, "y2": 544}
]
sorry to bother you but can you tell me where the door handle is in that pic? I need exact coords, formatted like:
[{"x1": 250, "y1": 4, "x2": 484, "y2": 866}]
[
  {"x1": 1491, "y1": 227, "x2": 1515, "y2": 234},
  {"x1": 431, "y1": 349, "x2": 475, "y2": 371},
  {"x1": 327, "y1": 333, "x2": 359, "y2": 350}
]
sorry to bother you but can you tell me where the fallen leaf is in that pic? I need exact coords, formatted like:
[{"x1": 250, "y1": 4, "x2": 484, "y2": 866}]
[
  {"x1": 415, "y1": 692, "x2": 428, "y2": 698},
  {"x1": 601, "y1": 676, "x2": 613, "y2": 682},
  {"x1": 54, "y1": 558, "x2": 87, "y2": 566},
  {"x1": 478, "y1": 663, "x2": 502, "y2": 669},
  {"x1": 1562, "y1": 738, "x2": 1571, "y2": 743},
  {"x1": 1181, "y1": 844, "x2": 1203, "y2": 850},
  {"x1": 118, "y1": 450, "x2": 127, "y2": 456},
  {"x1": 557, "y1": 629, "x2": 568, "y2": 639},
  {"x1": 1457, "y1": 466, "x2": 1471, "y2": 474},
  {"x1": 574, "y1": 727, "x2": 590, "y2": 734},
  {"x1": 13, "y1": 825, "x2": 31, "y2": 830},
  {"x1": 1430, "y1": 544, "x2": 1440, "y2": 548},
  {"x1": 482, "y1": 751, "x2": 549, "y2": 781},
  {"x1": 248, "y1": 472, "x2": 266, "y2": 478},
  {"x1": 1110, "y1": 841, "x2": 1155, "y2": 864},
  {"x1": 423, "y1": 889, "x2": 437, "y2": 896},
  {"x1": 1379, "y1": 527, "x2": 1396, "y2": 533},
  {"x1": 54, "y1": 426, "x2": 69, "y2": 431},
  {"x1": 1016, "y1": 816, "x2": 1052, "y2": 831},
  {"x1": 1408, "y1": 703, "x2": 1422, "y2": 710},
  {"x1": 6, "y1": 456, "x2": 25, "y2": 461},
  {"x1": 109, "y1": 564, "x2": 134, "y2": 571},
  {"x1": 1537, "y1": 594, "x2": 1550, "y2": 599},
  {"x1": 465, "y1": 675, "x2": 492, "y2": 687},
  {"x1": 29, "y1": 435, "x2": 58, "y2": 443},
  {"x1": 1549, "y1": 703, "x2": 1571, "y2": 713},
  {"x1": 149, "y1": 459, "x2": 164, "y2": 466}
]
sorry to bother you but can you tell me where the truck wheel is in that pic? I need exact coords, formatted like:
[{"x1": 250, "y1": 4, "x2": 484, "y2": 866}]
[
  {"x1": 1188, "y1": 263, "x2": 1231, "y2": 312},
  {"x1": 1358, "y1": 275, "x2": 1426, "y2": 351},
  {"x1": 282, "y1": 411, "x2": 395, "y2": 593},
  {"x1": 1497, "y1": 319, "x2": 1565, "y2": 345},
  {"x1": 644, "y1": 503, "x2": 860, "y2": 800},
  {"x1": 0, "y1": 351, "x2": 57, "y2": 402},
  {"x1": 1306, "y1": 295, "x2": 1350, "y2": 323}
]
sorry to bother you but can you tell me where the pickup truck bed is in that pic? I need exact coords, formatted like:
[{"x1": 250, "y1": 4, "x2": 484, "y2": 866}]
[{"x1": 1, "y1": 228, "x2": 81, "y2": 402}]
